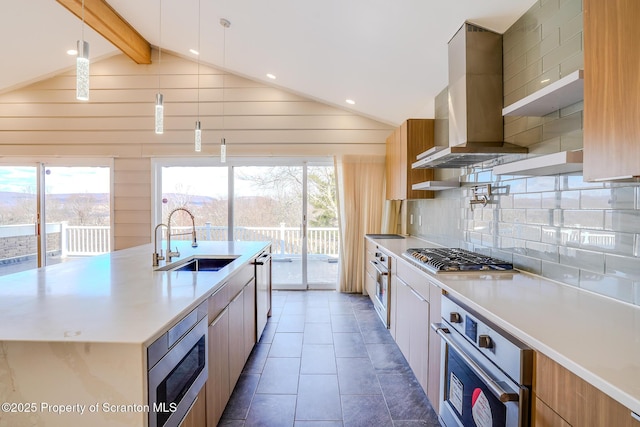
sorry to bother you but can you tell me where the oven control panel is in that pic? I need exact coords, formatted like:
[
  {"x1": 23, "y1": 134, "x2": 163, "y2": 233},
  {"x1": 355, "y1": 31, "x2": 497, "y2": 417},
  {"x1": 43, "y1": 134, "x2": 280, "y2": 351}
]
[{"x1": 441, "y1": 295, "x2": 531, "y2": 384}]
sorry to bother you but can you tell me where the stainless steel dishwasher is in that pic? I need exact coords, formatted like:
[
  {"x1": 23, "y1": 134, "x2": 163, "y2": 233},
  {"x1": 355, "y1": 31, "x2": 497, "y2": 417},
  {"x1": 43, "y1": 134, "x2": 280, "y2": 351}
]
[{"x1": 253, "y1": 250, "x2": 272, "y2": 340}]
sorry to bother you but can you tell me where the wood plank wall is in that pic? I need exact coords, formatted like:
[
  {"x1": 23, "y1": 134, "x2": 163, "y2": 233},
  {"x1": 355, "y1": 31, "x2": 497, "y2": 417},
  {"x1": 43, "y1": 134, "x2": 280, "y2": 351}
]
[
  {"x1": 0, "y1": 51, "x2": 393, "y2": 248},
  {"x1": 113, "y1": 158, "x2": 151, "y2": 250}
]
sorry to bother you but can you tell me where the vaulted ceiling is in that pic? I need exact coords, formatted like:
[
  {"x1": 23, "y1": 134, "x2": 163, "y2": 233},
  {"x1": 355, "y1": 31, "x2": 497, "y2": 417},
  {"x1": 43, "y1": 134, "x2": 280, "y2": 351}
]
[{"x1": 1, "y1": 0, "x2": 537, "y2": 126}]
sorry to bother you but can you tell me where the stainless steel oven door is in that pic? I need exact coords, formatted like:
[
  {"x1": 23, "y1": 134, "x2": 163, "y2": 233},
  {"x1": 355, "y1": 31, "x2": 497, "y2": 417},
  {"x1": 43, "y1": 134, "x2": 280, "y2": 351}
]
[
  {"x1": 432, "y1": 323, "x2": 528, "y2": 427},
  {"x1": 148, "y1": 315, "x2": 208, "y2": 427},
  {"x1": 369, "y1": 258, "x2": 389, "y2": 327}
]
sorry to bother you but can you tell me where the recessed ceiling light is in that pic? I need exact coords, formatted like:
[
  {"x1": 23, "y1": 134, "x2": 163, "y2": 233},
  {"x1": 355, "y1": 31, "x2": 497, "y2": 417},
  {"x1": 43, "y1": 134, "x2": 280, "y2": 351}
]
[
  {"x1": 67, "y1": 49, "x2": 78, "y2": 55},
  {"x1": 541, "y1": 78, "x2": 550, "y2": 83},
  {"x1": 266, "y1": 73, "x2": 276, "y2": 80},
  {"x1": 346, "y1": 99, "x2": 356, "y2": 105},
  {"x1": 189, "y1": 48, "x2": 200, "y2": 55}
]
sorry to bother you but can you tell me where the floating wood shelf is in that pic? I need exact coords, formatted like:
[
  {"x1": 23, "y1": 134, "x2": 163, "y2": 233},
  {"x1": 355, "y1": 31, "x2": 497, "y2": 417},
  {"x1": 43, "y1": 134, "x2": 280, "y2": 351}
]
[
  {"x1": 502, "y1": 70, "x2": 584, "y2": 116},
  {"x1": 492, "y1": 150, "x2": 583, "y2": 176},
  {"x1": 411, "y1": 180, "x2": 461, "y2": 191}
]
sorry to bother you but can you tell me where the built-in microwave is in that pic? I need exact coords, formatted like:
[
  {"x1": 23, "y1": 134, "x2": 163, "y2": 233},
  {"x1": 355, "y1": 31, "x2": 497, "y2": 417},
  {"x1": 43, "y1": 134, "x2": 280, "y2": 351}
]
[{"x1": 147, "y1": 301, "x2": 208, "y2": 427}]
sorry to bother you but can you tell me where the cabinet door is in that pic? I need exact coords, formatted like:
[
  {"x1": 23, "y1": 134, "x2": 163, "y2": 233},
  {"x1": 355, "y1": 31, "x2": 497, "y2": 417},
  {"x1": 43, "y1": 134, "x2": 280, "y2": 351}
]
[
  {"x1": 207, "y1": 308, "x2": 229, "y2": 427},
  {"x1": 394, "y1": 277, "x2": 411, "y2": 361},
  {"x1": 534, "y1": 397, "x2": 571, "y2": 427},
  {"x1": 408, "y1": 286, "x2": 429, "y2": 392},
  {"x1": 244, "y1": 279, "x2": 256, "y2": 360},
  {"x1": 427, "y1": 282, "x2": 442, "y2": 412},
  {"x1": 228, "y1": 289, "x2": 245, "y2": 391},
  {"x1": 584, "y1": 0, "x2": 640, "y2": 181},
  {"x1": 180, "y1": 386, "x2": 207, "y2": 427}
]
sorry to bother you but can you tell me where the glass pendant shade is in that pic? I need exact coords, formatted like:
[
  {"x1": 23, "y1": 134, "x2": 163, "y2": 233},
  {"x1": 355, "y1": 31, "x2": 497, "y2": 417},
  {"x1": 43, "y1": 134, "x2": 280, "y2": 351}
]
[
  {"x1": 155, "y1": 93, "x2": 164, "y2": 134},
  {"x1": 220, "y1": 138, "x2": 226, "y2": 163},
  {"x1": 194, "y1": 121, "x2": 202, "y2": 152},
  {"x1": 76, "y1": 40, "x2": 90, "y2": 101}
]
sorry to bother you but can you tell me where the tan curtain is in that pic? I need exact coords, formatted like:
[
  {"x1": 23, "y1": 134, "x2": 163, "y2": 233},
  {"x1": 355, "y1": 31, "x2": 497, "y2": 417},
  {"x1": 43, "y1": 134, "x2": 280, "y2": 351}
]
[{"x1": 335, "y1": 154, "x2": 386, "y2": 293}]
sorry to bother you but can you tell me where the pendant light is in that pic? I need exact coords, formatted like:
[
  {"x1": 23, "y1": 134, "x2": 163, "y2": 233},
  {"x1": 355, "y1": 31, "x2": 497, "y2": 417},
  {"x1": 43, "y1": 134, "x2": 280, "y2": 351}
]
[
  {"x1": 155, "y1": 0, "x2": 164, "y2": 134},
  {"x1": 76, "y1": 0, "x2": 89, "y2": 101},
  {"x1": 194, "y1": 0, "x2": 202, "y2": 152},
  {"x1": 220, "y1": 18, "x2": 230, "y2": 163}
]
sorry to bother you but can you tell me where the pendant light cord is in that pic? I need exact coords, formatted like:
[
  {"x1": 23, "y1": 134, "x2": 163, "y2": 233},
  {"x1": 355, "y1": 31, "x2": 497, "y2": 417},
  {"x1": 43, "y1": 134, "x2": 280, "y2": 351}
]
[
  {"x1": 197, "y1": 0, "x2": 201, "y2": 121},
  {"x1": 81, "y1": 0, "x2": 85, "y2": 42},
  {"x1": 222, "y1": 21, "x2": 226, "y2": 136},
  {"x1": 158, "y1": 0, "x2": 162, "y2": 90}
]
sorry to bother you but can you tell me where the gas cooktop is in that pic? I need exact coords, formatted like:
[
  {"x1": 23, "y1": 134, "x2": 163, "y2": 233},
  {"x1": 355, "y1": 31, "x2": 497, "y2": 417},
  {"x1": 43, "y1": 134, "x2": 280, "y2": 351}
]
[{"x1": 403, "y1": 247, "x2": 513, "y2": 273}]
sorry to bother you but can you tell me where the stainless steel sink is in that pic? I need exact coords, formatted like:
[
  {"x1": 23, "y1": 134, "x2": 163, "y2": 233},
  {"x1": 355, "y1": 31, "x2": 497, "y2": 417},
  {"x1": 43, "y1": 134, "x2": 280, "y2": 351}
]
[{"x1": 156, "y1": 255, "x2": 240, "y2": 272}]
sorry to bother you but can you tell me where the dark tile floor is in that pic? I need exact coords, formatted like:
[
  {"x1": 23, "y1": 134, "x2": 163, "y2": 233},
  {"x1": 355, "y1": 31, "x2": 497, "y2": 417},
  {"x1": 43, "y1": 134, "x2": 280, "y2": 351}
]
[{"x1": 218, "y1": 290, "x2": 441, "y2": 427}]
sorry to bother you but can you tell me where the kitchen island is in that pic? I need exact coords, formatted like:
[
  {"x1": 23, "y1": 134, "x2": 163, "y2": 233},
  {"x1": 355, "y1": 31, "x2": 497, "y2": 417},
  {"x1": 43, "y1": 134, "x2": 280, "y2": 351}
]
[
  {"x1": 366, "y1": 235, "x2": 640, "y2": 423},
  {"x1": 0, "y1": 240, "x2": 270, "y2": 427}
]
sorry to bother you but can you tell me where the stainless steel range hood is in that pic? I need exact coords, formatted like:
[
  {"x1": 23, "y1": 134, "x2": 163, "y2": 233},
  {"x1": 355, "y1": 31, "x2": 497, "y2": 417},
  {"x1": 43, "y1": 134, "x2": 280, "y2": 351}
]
[{"x1": 414, "y1": 23, "x2": 527, "y2": 169}]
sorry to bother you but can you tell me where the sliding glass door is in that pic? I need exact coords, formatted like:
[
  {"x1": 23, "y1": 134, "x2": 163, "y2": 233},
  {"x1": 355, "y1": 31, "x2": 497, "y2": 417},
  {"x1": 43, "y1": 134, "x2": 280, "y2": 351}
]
[
  {"x1": 0, "y1": 166, "x2": 38, "y2": 276},
  {"x1": 234, "y1": 166, "x2": 306, "y2": 290},
  {"x1": 0, "y1": 162, "x2": 112, "y2": 277},
  {"x1": 154, "y1": 160, "x2": 339, "y2": 290}
]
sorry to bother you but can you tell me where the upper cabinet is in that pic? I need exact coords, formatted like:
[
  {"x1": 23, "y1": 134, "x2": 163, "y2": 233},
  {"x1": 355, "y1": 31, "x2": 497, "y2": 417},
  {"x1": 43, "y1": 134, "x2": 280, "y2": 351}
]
[
  {"x1": 386, "y1": 119, "x2": 435, "y2": 200},
  {"x1": 583, "y1": 0, "x2": 640, "y2": 181}
]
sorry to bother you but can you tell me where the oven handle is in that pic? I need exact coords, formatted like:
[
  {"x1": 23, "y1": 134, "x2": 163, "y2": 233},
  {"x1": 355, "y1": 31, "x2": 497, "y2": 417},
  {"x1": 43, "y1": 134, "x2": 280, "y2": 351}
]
[
  {"x1": 431, "y1": 323, "x2": 519, "y2": 403},
  {"x1": 369, "y1": 260, "x2": 388, "y2": 275}
]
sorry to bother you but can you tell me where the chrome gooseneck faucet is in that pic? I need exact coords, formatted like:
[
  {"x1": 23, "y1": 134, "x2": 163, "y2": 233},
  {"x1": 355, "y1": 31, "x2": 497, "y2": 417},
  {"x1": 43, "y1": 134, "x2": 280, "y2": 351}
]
[
  {"x1": 152, "y1": 223, "x2": 168, "y2": 266},
  {"x1": 166, "y1": 207, "x2": 198, "y2": 262}
]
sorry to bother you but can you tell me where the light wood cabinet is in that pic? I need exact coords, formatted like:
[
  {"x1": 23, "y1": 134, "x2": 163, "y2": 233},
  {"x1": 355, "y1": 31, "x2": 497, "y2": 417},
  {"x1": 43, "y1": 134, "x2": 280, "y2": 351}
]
[
  {"x1": 534, "y1": 353, "x2": 640, "y2": 427},
  {"x1": 228, "y1": 289, "x2": 245, "y2": 392},
  {"x1": 207, "y1": 307, "x2": 229, "y2": 427},
  {"x1": 205, "y1": 261, "x2": 264, "y2": 427},
  {"x1": 180, "y1": 386, "x2": 207, "y2": 427},
  {"x1": 385, "y1": 119, "x2": 435, "y2": 200},
  {"x1": 583, "y1": 0, "x2": 640, "y2": 181}
]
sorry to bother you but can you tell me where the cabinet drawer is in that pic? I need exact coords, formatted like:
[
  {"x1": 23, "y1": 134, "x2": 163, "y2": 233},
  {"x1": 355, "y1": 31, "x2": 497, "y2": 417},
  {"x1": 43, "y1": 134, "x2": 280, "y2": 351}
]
[
  {"x1": 396, "y1": 259, "x2": 429, "y2": 301},
  {"x1": 228, "y1": 263, "x2": 254, "y2": 300},
  {"x1": 208, "y1": 283, "x2": 230, "y2": 323}
]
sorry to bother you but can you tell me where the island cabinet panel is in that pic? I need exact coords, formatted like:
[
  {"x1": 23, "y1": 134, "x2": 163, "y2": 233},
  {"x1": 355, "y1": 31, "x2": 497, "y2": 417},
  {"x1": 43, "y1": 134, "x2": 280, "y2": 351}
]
[
  {"x1": 206, "y1": 264, "x2": 260, "y2": 427},
  {"x1": 207, "y1": 307, "x2": 230, "y2": 427},
  {"x1": 583, "y1": 0, "x2": 640, "y2": 181},
  {"x1": 385, "y1": 119, "x2": 435, "y2": 200},
  {"x1": 228, "y1": 289, "x2": 246, "y2": 391},
  {"x1": 534, "y1": 353, "x2": 640, "y2": 427},
  {"x1": 181, "y1": 386, "x2": 207, "y2": 427}
]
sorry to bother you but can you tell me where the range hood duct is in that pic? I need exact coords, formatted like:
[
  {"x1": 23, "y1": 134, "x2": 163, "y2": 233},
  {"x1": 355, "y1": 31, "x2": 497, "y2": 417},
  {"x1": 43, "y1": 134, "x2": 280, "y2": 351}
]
[{"x1": 414, "y1": 23, "x2": 527, "y2": 169}]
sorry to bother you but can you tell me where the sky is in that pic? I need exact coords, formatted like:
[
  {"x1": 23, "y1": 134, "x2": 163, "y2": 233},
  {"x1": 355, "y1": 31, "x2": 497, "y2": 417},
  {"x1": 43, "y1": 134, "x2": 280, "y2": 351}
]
[{"x1": 0, "y1": 166, "x2": 110, "y2": 194}]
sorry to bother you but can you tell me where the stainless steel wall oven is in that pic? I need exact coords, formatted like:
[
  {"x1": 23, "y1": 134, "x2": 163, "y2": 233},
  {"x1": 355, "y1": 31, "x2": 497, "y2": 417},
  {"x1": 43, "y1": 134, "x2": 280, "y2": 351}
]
[
  {"x1": 432, "y1": 295, "x2": 533, "y2": 427},
  {"x1": 147, "y1": 301, "x2": 208, "y2": 427},
  {"x1": 369, "y1": 250, "x2": 391, "y2": 328}
]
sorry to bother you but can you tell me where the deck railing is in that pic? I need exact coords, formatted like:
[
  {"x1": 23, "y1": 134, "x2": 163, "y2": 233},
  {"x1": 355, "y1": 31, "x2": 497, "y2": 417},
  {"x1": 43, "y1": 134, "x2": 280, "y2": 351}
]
[{"x1": 0, "y1": 223, "x2": 339, "y2": 259}]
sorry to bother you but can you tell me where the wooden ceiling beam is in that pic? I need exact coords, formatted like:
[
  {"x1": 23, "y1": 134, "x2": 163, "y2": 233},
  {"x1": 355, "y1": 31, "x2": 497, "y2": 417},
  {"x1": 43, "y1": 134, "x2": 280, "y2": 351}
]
[{"x1": 56, "y1": 0, "x2": 151, "y2": 64}]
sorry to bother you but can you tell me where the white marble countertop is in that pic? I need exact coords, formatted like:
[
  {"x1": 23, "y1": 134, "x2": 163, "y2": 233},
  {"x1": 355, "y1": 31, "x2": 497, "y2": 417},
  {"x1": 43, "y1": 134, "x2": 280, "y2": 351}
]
[
  {"x1": 0, "y1": 240, "x2": 269, "y2": 345},
  {"x1": 366, "y1": 235, "x2": 640, "y2": 416}
]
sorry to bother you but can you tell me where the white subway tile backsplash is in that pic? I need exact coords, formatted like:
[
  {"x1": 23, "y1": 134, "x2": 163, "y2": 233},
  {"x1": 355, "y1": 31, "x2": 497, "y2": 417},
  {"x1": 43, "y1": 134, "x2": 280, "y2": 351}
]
[
  {"x1": 578, "y1": 230, "x2": 636, "y2": 256},
  {"x1": 604, "y1": 254, "x2": 640, "y2": 281},
  {"x1": 604, "y1": 211, "x2": 640, "y2": 233},
  {"x1": 579, "y1": 272, "x2": 635, "y2": 304},
  {"x1": 542, "y1": 261, "x2": 580, "y2": 287},
  {"x1": 559, "y1": 247, "x2": 605, "y2": 274},
  {"x1": 514, "y1": 193, "x2": 542, "y2": 209},
  {"x1": 561, "y1": 210, "x2": 605, "y2": 229}
]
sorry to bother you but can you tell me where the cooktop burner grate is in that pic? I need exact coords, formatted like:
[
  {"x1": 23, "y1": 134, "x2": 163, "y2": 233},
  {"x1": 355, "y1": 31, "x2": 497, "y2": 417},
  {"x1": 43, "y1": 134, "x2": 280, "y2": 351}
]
[{"x1": 403, "y1": 247, "x2": 513, "y2": 273}]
